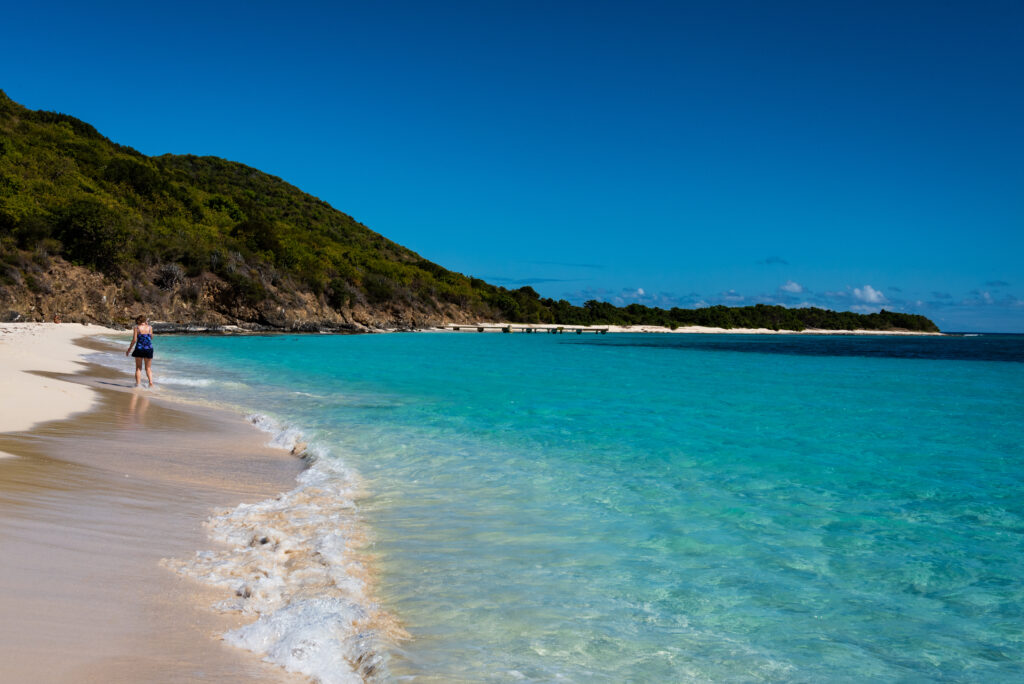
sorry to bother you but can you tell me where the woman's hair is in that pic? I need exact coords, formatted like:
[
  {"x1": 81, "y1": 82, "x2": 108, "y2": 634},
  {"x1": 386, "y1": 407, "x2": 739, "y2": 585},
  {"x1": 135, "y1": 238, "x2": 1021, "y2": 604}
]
[{"x1": 135, "y1": 314, "x2": 147, "y2": 324}]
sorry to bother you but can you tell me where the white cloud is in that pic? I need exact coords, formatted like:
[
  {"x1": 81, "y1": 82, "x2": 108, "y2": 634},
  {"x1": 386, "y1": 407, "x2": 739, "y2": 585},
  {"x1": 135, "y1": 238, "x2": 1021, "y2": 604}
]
[
  {"x1": 959, "y1": 291, "x2": 1024, "y2": 309},
  {"x1": 780, "y1": 280, "x2": 803, "y2": 293},
  {"x1": 588, "y1": 286, "x2": 684, "y2": 308},
  {"x1": 853, "y1": 285, "x2": 886, "y2": 304},
  {"x1": 617, "y1": 287, "x2": 647, "y2": 303}
]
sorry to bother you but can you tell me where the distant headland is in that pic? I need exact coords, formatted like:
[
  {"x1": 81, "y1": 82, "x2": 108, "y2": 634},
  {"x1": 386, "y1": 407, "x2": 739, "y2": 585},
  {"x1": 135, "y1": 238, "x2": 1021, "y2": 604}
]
[{"x1": 0, "y1": 91, "x2": 939, "y2": 334}]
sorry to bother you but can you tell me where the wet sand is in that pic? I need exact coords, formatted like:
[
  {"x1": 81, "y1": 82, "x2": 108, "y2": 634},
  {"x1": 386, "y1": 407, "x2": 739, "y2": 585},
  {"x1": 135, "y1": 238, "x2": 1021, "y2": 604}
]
[{"x1": 0, "y1": 349, "x2": 307, "y2": 682}]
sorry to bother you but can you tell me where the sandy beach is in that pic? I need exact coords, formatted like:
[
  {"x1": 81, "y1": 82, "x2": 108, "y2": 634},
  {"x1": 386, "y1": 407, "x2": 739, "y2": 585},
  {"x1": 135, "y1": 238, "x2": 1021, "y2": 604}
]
[
  {"x1": 0, "y1": 324, "x2": 305, "y2": 682},
  {"x1": 0, "y1": 323, "x2": 116, "y2": 433}
]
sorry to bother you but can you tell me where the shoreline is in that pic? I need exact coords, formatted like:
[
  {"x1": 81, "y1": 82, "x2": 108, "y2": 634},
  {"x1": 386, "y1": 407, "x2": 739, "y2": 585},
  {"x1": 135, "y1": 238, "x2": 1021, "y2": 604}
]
[
  {"x1": 429, "y1": 322, "x2": 945, "y2": 335},
  {"x1": 0, "y1": 321, "x2": 947, "y2": 681},
  {"x1": 142, "y1": 322, "x2": 946, "y2": 336},
  {"x1": 0, "y1": 326, "x2": 308, "y2": 682}
]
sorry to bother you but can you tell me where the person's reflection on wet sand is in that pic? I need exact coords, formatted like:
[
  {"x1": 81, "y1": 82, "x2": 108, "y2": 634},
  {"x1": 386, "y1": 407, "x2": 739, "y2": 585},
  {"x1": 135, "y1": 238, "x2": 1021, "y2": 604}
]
[{"x1": 127, "y1": 390, "x2": 149, "y2": 425}]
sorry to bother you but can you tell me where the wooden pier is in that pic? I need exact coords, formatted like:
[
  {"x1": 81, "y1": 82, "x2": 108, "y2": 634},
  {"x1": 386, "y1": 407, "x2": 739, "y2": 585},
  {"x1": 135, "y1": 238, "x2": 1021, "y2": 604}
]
[{"x1": 447, "y1": 325, "x2": 608, "y2": 334}]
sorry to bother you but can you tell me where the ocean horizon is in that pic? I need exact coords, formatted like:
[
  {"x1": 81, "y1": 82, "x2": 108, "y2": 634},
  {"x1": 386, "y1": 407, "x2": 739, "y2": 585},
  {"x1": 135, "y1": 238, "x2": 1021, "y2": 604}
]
[{"x1": 94, "y1": 332, "x2": 1024, "y2": 682}]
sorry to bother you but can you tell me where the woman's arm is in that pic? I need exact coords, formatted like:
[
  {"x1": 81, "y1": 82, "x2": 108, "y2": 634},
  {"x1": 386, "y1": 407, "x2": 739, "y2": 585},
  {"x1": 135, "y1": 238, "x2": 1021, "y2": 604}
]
[{"x1": 125, "y1": 327, "x2": 137, "y2": 356}]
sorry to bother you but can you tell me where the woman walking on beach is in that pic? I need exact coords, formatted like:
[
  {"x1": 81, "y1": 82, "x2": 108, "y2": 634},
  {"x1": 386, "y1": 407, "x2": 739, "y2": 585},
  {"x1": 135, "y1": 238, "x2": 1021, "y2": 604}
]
[{"x1": 126, "y1": 314, "x2": 156, "y2": 388}]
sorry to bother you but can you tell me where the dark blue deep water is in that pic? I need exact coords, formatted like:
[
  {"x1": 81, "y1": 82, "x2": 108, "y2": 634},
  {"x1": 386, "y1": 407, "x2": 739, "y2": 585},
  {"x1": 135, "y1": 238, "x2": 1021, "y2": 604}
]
[{"x1": 570, "y1": 333, "x2": 1024, "y2": 362}]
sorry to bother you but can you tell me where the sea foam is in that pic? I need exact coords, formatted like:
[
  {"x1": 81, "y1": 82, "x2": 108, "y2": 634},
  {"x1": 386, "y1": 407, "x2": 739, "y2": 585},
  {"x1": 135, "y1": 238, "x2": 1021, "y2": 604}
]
[
  {"x1": 89, "y1": 336, "x2": 400, "y2": 679},
  {"x1": 166, "y1": 415, "x2": 400, "y2": 683},
  {"x1": 86, "y1": 344, "x2": 214, "y2": 388}
]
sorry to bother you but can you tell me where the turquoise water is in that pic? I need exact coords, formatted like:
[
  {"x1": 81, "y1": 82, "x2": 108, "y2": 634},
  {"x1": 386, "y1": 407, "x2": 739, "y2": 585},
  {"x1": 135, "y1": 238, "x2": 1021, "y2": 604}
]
[{"x1": 138, "y1": 333, "x2": 1023, "y2": 681}]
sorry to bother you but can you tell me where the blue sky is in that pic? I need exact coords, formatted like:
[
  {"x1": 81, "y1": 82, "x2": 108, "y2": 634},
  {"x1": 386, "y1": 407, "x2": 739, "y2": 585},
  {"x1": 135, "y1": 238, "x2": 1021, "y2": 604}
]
[{"x1": 3, "y1": 1, "x2": 1022, "y2": 331}]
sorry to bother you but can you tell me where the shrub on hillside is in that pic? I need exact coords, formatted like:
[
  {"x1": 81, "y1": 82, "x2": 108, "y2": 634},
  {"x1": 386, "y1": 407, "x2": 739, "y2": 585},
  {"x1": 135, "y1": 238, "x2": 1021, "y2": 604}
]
[
  {"x1": 154, "y1": 263, "x2": 185, "y2": 291},
  {"x1": 54, "y1": 199, "x2": 131, "y2": 275},
  {"x1": 103, "y1": 157, "x2": 164, "y2": 197}
]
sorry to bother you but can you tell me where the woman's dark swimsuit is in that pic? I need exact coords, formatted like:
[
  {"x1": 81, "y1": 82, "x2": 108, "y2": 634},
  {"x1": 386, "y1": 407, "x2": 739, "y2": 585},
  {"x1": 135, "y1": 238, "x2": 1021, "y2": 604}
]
[{"x1": 132, "y1": 332, "x2": 154, "y2": 359}]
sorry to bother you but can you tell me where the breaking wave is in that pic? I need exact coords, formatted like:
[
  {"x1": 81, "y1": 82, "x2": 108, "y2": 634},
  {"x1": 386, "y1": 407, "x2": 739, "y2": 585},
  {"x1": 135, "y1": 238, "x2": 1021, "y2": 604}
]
[{"x1": 164, "y1": 414, "x2": 404, "y2": 683}]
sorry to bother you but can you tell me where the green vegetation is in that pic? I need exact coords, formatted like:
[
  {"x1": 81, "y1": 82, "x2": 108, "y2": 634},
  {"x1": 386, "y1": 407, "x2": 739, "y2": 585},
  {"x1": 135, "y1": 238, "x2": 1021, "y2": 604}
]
[
  {"x1": 0, "y1": 90, "x2": 940, "y2": 332},
  {"x1": 535, "y1": 300, "x2": 938, "y2": 332}
]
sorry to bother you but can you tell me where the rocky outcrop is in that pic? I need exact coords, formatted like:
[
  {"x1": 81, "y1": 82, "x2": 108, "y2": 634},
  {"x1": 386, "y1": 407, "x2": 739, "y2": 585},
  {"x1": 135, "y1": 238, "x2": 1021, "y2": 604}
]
[{"x1": 0, "y1": 253, "x2": 476, "y2": 332}]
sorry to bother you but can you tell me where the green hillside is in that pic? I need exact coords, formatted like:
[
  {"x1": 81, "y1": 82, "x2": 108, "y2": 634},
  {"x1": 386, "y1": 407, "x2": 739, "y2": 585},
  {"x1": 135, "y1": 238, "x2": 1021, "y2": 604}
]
[{"x1": 0, "y1": 91, "x2": 939, "y2": 332}]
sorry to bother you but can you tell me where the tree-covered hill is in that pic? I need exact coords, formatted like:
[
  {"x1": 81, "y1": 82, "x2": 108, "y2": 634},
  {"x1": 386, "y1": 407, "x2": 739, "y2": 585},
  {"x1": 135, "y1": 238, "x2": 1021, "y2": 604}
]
[{"x1": 0, "y1": 91, "x2": 939, "y2": 332}]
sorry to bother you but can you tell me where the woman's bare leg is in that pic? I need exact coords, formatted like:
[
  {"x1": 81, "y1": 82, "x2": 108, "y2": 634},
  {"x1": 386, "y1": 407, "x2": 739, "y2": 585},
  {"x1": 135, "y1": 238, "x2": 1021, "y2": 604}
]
[
  {"x1": 134, "y1": 358, "x2": 143, "y2": 386},
  {"x1": 144, "y1": 358, "x2": 155, "y2": 387}
]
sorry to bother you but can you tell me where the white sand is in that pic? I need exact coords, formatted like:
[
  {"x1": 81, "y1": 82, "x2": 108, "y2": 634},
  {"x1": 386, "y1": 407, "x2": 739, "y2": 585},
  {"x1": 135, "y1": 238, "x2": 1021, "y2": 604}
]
[
  {"x1": 605, "y1": 324, "x2": 943, "y2": 335},
  {"x1": 0, "y1": 322, "x2": 123, "y2": 433}
]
